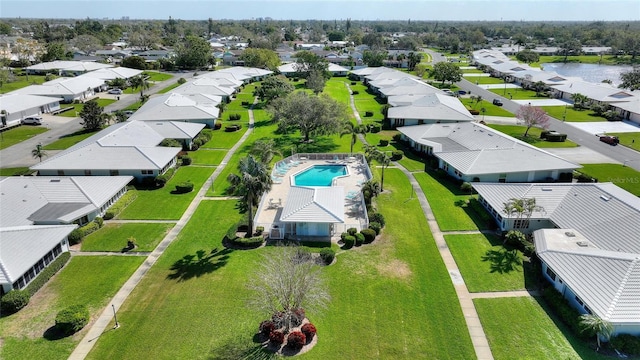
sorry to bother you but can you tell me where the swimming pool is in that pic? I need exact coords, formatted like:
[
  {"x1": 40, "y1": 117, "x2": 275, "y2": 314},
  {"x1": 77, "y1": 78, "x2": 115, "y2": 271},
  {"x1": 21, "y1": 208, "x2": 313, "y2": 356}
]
[{"x1": 293, "y1": 165, "x2": 348, "y2": 187}]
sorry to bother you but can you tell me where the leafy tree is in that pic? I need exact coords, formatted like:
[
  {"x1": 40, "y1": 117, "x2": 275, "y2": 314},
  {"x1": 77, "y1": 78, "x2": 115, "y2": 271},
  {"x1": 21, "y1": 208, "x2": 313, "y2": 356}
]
[
  {"x1": 71, "y1": 34, "x2": 103, "y2": 54},
  {"x1": 253, "y1": 75, "x2": 294, "y2": 102},
  {"x1": 121, "y1": 56, "x2": 148, "y2": 70},
  {"x1": 516, "y1": 104, "x2": 550, "y2": 137},
  {"x1": 414, "y1": 63, "x2": 429, "y2": 78},
  {"x1": 579, "y1": 314, "x2": 613, "y2": 351},
  {"x1": 515, "y1": 49, "x2": 540, "y2": 64},
  {"x1": 532, "y1": 81, "x2": 547, "y2": 96},
  {"x1": 79, "y1": 99, "x2": 106, "y2": 131},
  {"x1": 512, "y1": 33, "x2": 528, "y2": 52},
  {"x1": 502, "y1": 197, "x2": 544, "y2": 230},
  {"x1": 430, "y1": 62, "x2": 462, "y2": 87},
  {"x1": 327, "y1": 31, "x2": 345, "y2": 41},
  {"x1": 559, "y1": 38, "x2": 582, "y2": 62},
  {"x1": 250, "y1": 139, "x2": 281, "y2": 165},
  {"x1": 248, "y1": 247, "x2": 329, "y2": 333},
  {"x1": 364, "y1": 144, "x2": 391, "y2": 191},
  {"x1": 113, "y1": 110, "x2": 128, "y2": 123},
  {"x1": 107, "y1": 77, "x2": 127, "y2": 90},
  {"x1": 238, "y1": 48, "x2": 280, "y2": 70},
  {"x1": 362, "y1": 33, "x2": 385, "y2": 49},
  {"x1": 175, "y1": 35, "x2": 213, "y2": 70},
  {"x1": 226, "y1": 155, "x2": 272, "y2": 234},
  {"x1": 41, "y1": 42, "x2": 69, "y2": 62},
  {"x1": 269, "y1": 92, "x2": 348, "y2": 142},
  {"x1": 340, "y1": 121, "x2": 366, "y2": 154},
  {"x1": 293, "y1": 50, "x2": 329, "y2": 79},
  {"x1": 619, "y1": 66, "x2": 640, "y2": 90},
  {"x1": 362, "y1": 50, "x2": 386, "y2": 67},
  {"x1": 306, "y1": 69, "x2": 326, "y2": 94},
  {"x1": 571, "y1": 93, "x2": 589, "y2": 110},
  {"x1": 31, "y1": 143, "x2": 47, "y2": 162},
  {"x1": 407, "y1": 52, "x2": 422, "y2": 71},
  {"x1": 0, "y1": 21, "x2": 11, "y2": 35}
]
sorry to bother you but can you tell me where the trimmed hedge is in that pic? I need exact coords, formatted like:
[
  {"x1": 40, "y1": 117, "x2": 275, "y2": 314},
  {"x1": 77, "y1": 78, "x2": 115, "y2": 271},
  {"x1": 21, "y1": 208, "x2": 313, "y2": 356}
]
[
  {"x1": 55, "y1": 304, "x2": 90, "y2": 335},
  {"x1": 542, "y1": 287, "x2": 585, "y2": 337},
  {"x1": 352, "y1": 90, "x2": 359, "y2": 95},
  {"x1": 103, "y1": 189, "x2": 137, "y2": 220},
  {"x1": 0, "y1": 290, "x2": 30, "y2": 314},
  {"x1": 342, "y1": 235, "x2": 355, "y2": 249},
  {"x1": 228, "y1": 113, "x2": 242, "y2": 121},
  {"x1": 370, "y1": 125, "x2": 381, "y2": 133},
  {"x1": 175, "y1": 181, "x2": 194, "y2": 194},
  {"x1": 231, "y1": 236, "x2": 264, "y2": 249},
  {"x1": 69, "y1": 218, "x2": 104, "y2": 245},
  {"x1": 181, "y1": 155, "x2": 192, "y2": 166},
  {"x1": 319, "y1": 248, "x2": 335, "y2": 265},
  {"x1": 611, "y1": 334, "x2": 640, "y2": 355},
  {"x1": 368, "y1": 212, "x2": 386, "y2": 227},
  {"x1": 347, "y1": 227, "x2": 357, "y2": 236},
  {"x1": 546, "y1": 133, "x2": 567, "y2": 142},
  {"x1": 361, "y1": 228, "x2": 376, "y2": 243},
  {"x1": 225, "y1": 124, "x2": 242, "y2": 132},
  {"x1": 364, "y1": 111, "x2": 373, "y2": 117},
  {"x1": 355, "y1": 232, "x2": 365, "y2": 246},
  {"x1": 369, "y1": 222, "x2": 381, "y2": 235},
  {"x1": 379, "y1": 139, "x2": 389, "y2": 146},
  {"x1": 25, "y1": 251, "x2": 70, "y2": 297},
  {"x1": 391, "y1": 150, "x2": 404, "y2": 161}
]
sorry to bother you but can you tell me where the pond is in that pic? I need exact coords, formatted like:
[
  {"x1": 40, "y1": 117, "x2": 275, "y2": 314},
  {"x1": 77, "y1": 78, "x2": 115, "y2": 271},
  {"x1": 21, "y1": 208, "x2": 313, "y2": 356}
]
[{"x1": 541, "y1": 63, "x2": 633, "y2": 86}]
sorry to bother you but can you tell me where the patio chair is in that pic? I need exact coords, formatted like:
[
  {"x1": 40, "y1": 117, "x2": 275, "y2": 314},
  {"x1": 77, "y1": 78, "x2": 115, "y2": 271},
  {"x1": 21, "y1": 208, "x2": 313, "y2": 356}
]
[
  {"x1": 345, "y1": 190, "x2": 359, "y2": 200},
  {"x1": 271, "y1": 176, "x2": 283, "y2": 184}
]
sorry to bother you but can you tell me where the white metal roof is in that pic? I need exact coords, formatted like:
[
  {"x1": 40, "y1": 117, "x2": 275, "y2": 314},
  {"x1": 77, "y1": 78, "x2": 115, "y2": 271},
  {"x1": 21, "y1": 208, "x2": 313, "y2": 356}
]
[
  {"x1": 128, "y1": 93, "x2": 220, "y2": 121},
  {"x1": 144, "y1": 121, "x2": 206, "y2": 140},
  {"x1": 172, "y1": 81, "x2": 236, "y2": 97},
  {"x1": 10, "y1": 76, "x2": 105, "y2": 96},
  {"x1": 26, "y1": 60, "x2": 113, "y2": 72},
  {"x1": 0, "y1": 225, "x2": 77, "y2": 284},
  {"x1": 278, "y1": 62, "x2": 348, "y2": 74},
  {"x1": 0, "y1": 94, "x2": 63, "y2": 114},
  {"x1": 379, "y1": 82, "x2": 441, "y2": 97},
  {"x1": 552, "y1": 81, "x2": 637, "y2": 103},
  {"x1": 80, "y1": 66, "x2": 143, "y2": 80},
  {"x1": 387, "y1": 93, "x2": 475, "y2": 122},
  {"x1": 280, "y1": 186, "x2": 345, "y2": 223}
]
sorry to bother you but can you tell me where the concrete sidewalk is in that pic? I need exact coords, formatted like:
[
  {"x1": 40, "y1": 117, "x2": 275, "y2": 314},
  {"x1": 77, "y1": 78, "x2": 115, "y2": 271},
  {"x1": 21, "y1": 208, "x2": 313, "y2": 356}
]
[{"x1": 68, "y1": 97, "x2": 257, "y2": 360}]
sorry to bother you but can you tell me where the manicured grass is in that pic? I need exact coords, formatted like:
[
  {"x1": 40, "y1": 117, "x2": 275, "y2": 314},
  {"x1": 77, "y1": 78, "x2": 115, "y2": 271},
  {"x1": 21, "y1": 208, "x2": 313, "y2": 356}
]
[
  {"x1": 526, "y1": 54, "x2": 640, "y2": 66},
  {"x1": 88, "y1": 171, "x2": 475, "y2": 359},
  {"x1": 414, "y1": 170, "x2": 491, "y2": 231},
  {"x1": 81, "y1": 223, "x2": 174, "y2": 252},
  {"x1": 0, "y1": 125, "x2": 48, "y2": 149},
  {"x1": 542, "y1": 106, "x2": 608, "y2": 122},
  {"x1": 459, "y1": 98, "x2": 515, "y2": 117},
  {"x1": 143, "y1": 71, "x2": 173, "y2": 82},
  {"x1": 188, "y1": 148, "x2": 227, "y2": 165},
  {"x1": 608, "y1": 132, "x2": 640, "y2": 151},
  {"x1": 118, "y1": 166, "x2": 215, "y2": 220},
  {"x1": 58, "y1": 99, "x2": 117, "y2": 117},
  {"x1": 0, "y1": 256, "x2": 144, "y2": 360},
  {"x1": 202, "y1": 125, "x2": 247, "y2": 149},
  {"x1": 323, "y1": 77, "x2": 352, "y2": 108},
  {"x1": 489, "y1": 88, "x2": 548, "y2": 100},
  {"x1": 43, "y1": 129, "x2": 99, "y2": 150},
  {"x1": 444, "y1": 233, "x2": 536, "y2": 292},
  {"x1": 577, "y1": 163, "x2": 640, "y2": 196},
  {"x1": 462, "y1": 68, "x2": 484, "y2": 74},
  {"x1": 474, "y1": 297, "x2": 609, "y2": 360},
  {"x1": 0, "y1": 167, "x2": 32, "y2": 176},
  {"x1": 157, "y1": 82, "x2": 181, "y2": 94},
  {"x1": 487, "y1": 124, "x2": 579, "y2": 148},
  {"x1": 464, "y1": 76, "x2": 505, "y2": 85},
  {"x1": 0, "y1": 74, "x2": 47, "y2": 94},
  {"x1": 363, "y1": 130, "x2": 397, "y2": 148}
]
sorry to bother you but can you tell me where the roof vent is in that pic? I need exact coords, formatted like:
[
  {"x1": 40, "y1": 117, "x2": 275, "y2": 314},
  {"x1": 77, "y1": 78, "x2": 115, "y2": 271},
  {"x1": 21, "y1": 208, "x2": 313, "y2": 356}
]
[
  {"x1": 541, "y1": 187, "x2": 552, "y2": 191},
  {"x1": 565, "y1": 231, "x2": 575, "y2": 237},
  {"x1": 50, "y1": 179, "x2": 60, "y2": 183},
  {"x1": 600, "y1": 195, "x2": 610, "y2": 201},
  {"x1": 576, "y1": 241, "x2": 589, "y2": 247}
]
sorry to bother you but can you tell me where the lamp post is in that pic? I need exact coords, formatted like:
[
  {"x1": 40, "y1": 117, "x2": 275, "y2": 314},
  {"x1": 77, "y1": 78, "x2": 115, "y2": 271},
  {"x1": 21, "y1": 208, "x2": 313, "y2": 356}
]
[
  {"x1": 112, "y1": 304, "x2": 119, "y2": 329},
  {"x1": 563, "y1": 105, "x2": 567, "y2": 122}
]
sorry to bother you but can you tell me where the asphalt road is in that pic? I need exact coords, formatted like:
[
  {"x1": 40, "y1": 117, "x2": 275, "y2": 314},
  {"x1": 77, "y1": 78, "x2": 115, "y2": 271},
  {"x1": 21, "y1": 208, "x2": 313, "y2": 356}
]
[{"x1": 0, "y1": 71, "x2": 195, "y2": 169}]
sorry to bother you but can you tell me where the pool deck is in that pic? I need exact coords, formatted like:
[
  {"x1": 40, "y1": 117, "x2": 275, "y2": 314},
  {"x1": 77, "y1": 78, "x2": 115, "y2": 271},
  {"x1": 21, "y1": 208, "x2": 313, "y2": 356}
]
[{"x1": 255, "y1": 154, "x2": 371, "y2": 238}]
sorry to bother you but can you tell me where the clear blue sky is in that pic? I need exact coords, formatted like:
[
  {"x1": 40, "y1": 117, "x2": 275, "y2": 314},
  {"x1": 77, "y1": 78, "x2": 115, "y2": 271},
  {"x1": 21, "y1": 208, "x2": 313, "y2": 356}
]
[{"x1": 1, "y1": 0, "x2": 639, "y2": 21}]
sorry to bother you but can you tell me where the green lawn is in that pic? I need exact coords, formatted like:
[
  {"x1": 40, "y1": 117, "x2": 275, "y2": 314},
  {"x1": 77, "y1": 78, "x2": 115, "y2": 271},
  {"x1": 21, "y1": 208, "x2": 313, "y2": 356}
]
[
  {"x1": 43, "y1": 129, "x2": 99, "y2": 150},
  {"x1": 487, "y1": 124, "x2": 579, "y2": 148},
  {"x1": 542, "y1": 106, "x2": 608, "y2": 122},
  {"x1": 464, "y1": 76, "x2": 505, "y2": 85},
  {"x1": 607, "y1": 132, "x2": 640, "y2": 151},
  {"x1": 157, "y1": 82, "x2": 181, "y2": 94},
  {"x1": 489, "y1": 88, "x2": 548, "y2": 100},
  {"x1": 59, "y1": 99, "x2": 117, "y2": 117},
  {"x1": 81, "y1": 223, "x2": 174, "y2": 252},
  {"x1": 0, "y1": 75, "x2": 47, "y2": 94},
  {"x1": 522, "y1": 54, "x2": 640, "y2": 67},
  {"x1": 0, "y1": 256, "x2": 144, "y2": 360},
  {"x1": 323, "y1": 77, "x2": 352, "y2": 108},
  {"x1": 0, "y1": 126, "x2": 48, "y2": 150},
  {"x1": 143, "y1": 71, "x2": 173, "y2": 82},
  {"x1": 474, "y1": 297, "x2": 610, "y2": 360},
  {"x1": 460, "y1": 98, "x2": 515, "y2": 117},
  {"x1": 577, "y1": 163, "x2": 640, "y2": 196},
  {"x1": 444, "y1": 233, "x2": 536, "y2": 292},
  {"x1": 0, "y1": 167, "x2": 32, "y2": 176},
  {"x1": 188, "y1": 148, "x2": 227, "y2": 165},
  {"x1": 414, "y1": 170, "x2": 492, "y2": 231},
  {"x1": 88, "y1": 171, "x2": 475, "y2": 359},
  {"x1": 118, "y1": 166, "x2": 215, "y2": 220}
]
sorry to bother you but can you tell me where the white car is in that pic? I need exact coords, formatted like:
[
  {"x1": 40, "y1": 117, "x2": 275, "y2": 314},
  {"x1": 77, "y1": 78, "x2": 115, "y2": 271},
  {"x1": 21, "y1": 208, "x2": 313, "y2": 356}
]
[
  {"x1": 108, "y1": 88, "x2": 123, "y2": 95},
  {"x1": 442, "y1": 89, "x2": 455, "y2": 96},
  {"x1": 21, "y1": 116, "x2": 43, "y2": 125}
]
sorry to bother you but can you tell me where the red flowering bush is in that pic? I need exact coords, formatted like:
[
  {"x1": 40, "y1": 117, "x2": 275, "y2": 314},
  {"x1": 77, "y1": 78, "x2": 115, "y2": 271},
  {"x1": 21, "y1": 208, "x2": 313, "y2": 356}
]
[
  {"x1": 301, "y1": 323, "x2": 317, "y2": 340},
  {"x1": 259, "y1": 320, "x2": 275, "y2": 336},
  {"x1": 287, "y1": 331, "x2": 306, "y2": 350},
  {"x1": 269, "y1": 330, "x2": 285, "y2": 345}
]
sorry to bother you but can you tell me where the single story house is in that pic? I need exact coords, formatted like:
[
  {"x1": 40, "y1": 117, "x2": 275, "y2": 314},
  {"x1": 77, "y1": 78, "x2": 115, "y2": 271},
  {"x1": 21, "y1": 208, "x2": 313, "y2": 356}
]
[
  {"x1": 550, "y1": 81, "x2": 637, "y2": 106},
  {"x1": 80, "y1": 66, "x2": 144, "y2": 81},
  {"x1": 386, "y1": 93, "x2": 475, "y2": 127},
  {"x1": 0, "y1": 94, "x2": 63, "y2": 127},
  {"x1": 214, "y1": 66, "x2": 273, "y2": 82},
  {"x1": 128, "y1": 92, "x2": 220, "y2": 128},
  {"x1": 172, "y1": 78, "x2": 238, "y2": 102},
  {"x1": 349, "y1": 66, "x2": 399, "y2": 81},
  {"x1": 611, "y1": 98, "x2": 640, "y2": 124},
  {"x1": 10, "y1": 76, "x2": 107, "y2": 103},
  {"x1": 398, "y1": 122, "x2": 580, "y2": 182},
  {"x1": 279, "y1": 186, "x2": 345, "y2": 238},
  {"x1": 367, "y1": 73, "x2": 422, "y2": 92},
  {"x1": 378, "y1": 80, "x2": 441, "y2": 99},
  {"x1": 472, "y1": 182, "x2": 640, "y2": 336},
  {"x1": 30, "y1": 121, "x2": 182, "y2": 180},
  {"x1": 25, "y1": 60, "x2": 113, "y2": 76},
  {"x1": 277, "y1": 62, "x2": 349, "y2": 77}
]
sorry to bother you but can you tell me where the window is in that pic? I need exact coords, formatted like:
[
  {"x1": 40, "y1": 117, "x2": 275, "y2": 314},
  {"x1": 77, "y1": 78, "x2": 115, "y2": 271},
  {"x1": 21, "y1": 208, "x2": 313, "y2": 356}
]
[
  {"x1": 110, "y1": 170, "x2": 119, "y2": 176},
  {"x1": 141, "y1": 170, "x2": 154, "y2": 175},
  {"x1": 84, "y1": 170, "x2": 92, "y2": 176},
  {"x1": 575, "y1": 296, "x2": 584, "y2": 306},
  {"x1": 546, "y1": 267, "x2": 557, "y2": 281},
  {"x1": 513, "y1": 219, "x2": 530, "y2": 229},
  {"x1": 57, "y1": 170, "x2": 65, "y2": 176}
]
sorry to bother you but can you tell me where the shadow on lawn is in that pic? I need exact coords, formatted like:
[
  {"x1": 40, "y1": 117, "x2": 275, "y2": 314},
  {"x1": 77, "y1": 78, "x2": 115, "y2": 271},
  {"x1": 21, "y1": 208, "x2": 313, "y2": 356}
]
[
  {"x1": 209, "y1": 340, "x2": 276, "y2": 360},
  {"x1": 482, "y1": 248, "x2": 522, "y2": 274},
  {"x1": 167, "y1": 248, "x2": 233, "y2": 281}
]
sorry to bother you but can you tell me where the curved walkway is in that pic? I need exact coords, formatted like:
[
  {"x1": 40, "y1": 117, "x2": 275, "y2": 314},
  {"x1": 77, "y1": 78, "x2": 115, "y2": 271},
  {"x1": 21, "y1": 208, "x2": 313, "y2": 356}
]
[
  {"x1": 345, "y1": 86, "x2": 494, "y2": 360},
  {"x1": 68, "y1": 97, "x2": 257, "y2": 360}
]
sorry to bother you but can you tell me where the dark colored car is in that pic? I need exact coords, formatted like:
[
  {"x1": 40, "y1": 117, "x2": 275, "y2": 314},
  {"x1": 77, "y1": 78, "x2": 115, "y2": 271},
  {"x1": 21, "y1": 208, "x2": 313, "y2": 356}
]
[
  {"x1": 457, "y1": 90, "x2": 467, "y2": 95},
  {"x1": 492, "y1": 99, "x2": 503, "y2": 106},
  {"x1": 599, "y1": 135, "x2": 619, "y2": 145}
]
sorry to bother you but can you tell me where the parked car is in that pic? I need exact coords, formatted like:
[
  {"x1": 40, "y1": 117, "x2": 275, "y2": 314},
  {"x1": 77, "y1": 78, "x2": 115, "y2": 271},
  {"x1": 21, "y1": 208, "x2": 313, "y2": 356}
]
[
  {"x1": 598, "y1": 135, "x2": 619, "y2": 145},
  {"x1": 492, "y1": 99, "x2": 503, "y2": 106},
  {"x1": 21, "y1": 116, "x2": 42, "y2": 125},
  {"x1": 442, "y1": 89, "x2": 455, "y2": 96},
  {"x1": 108, "y1": 88, "x2": 123, "y2": 95},
  {"x1": 124, "y1": 110, "x2": 134, "y2": 117},
  {"x1": 457, "y1": 90, "x2": 467, "y2": 95}
]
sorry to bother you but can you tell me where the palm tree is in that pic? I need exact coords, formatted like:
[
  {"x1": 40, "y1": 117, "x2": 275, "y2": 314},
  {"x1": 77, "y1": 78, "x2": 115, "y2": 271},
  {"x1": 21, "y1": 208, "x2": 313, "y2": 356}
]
[
  {"x1": 250, "y1": 139, "x2": 281, "y2": 165},
  {"x1": 361, "y1": 179, "x2": 381, "y2": 205},
  {"x1": 364, "y1": 145, "x2": 391, "y2": 192},
  {"x1": 579, "y1": 314, "x2": 613, "y2": 351},
  {"x1": 340, "y1": 121, "x2": 365, "y2": 154},
  {"x1": 571, "y1": 93, "x2": 588, "y2": 110},
  {"x1": 31, "y1": 143, "x2": 47, "y2": 162},
  {"x1": 130, "y1": 75, "x2": 150, "y2": 98},
  {"x1": 227, "y1": 155, "x2": 273, "y2": 235}
]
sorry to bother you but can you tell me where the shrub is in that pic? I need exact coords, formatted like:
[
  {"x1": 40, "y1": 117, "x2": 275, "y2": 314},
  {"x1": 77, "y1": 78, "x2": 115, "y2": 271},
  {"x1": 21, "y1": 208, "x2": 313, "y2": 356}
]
[
  {"x1": 368, "y1": 212, "x2": 386, "y2": 227},
  {"x1": 68, "y1": 229, "x2": 84, "y2": 245},
  {"x1": 350, "y1": 81, "x2": 356, "y2": 85},
  {"x1": 542, "y1": 287, "x2": 584, "y2": 337},
  {"x1": 181, "y1": 155, "x2": 192, "y2": 166},
  {"x1": 241, "y1": 101, "x2": 249, "y2": 106},
  {"x1": 301, "y1": 323, "x2": 317, "y2": 340},
  {"x1": 575, "y1": 172, "x2": 596, "y2": 183},
  {"x1": 391, "y1": 150, "x2": 403, "y2": 160},
  {"x1": 25, "y1": 252, "x2": 70, "y2": 297},
  {"x1": 259, "y1": 320, "x2": 276, "y2": 336},
  {"x1": 55, "y1": 304, "x2": 90, "y2": 335},
  {"x1": 177, "y1": 77, "x2": 187, "y2": 84},
  {"x1": 611, "y1": 334, "x2": 640, "y2": 355},
  {"x1": 352, "y1": 90, "x2": 359, "y2": 95},
  {"x1": 370, "y1": 125, "x2": 381, "y2": 133},
  {"x1": 232, "y1": 236, "x2": 264, "y2": 248},
  {"x1": 365, "y1": 111, "x2": 373, "y2": 117},
  {"x1": 0, "y1": 290, "x2": 30, "y2": 314},
  {"x1": 361, "y1": 228, "x2": 376, "y2": 243},
  {"x1": 228, "y1": 113, "x2": 242, "y2": 121},
  {"x1": 355, "y1": 232, "x2": 365, "y2": 246},
  {"x1": 255, "y1": 226, "x2": 265, "y2": 235},
  {"x1": 159, "y1": 139, "x2": 181, "y2": 147},
  {"x1": 369, "y1": 222, "x2": 381, "y2": 235},
  {"x1": 155, "y1": 174, "x2": 169, "y2": 187},
  {"x1": 287, "y1": 331, "x2": 306, "y2": 350},
  {"x1": 213, "y1": 122, "x2": 222, "y2": 130},
  {"x1": 225, "y1": 124, "x2": 242, "y2": 132},
  {"x1": 175, "y1": 181, "x2": 194, "y2": 193},
  {"x1": 226, "y1": 223, "x2": 239, "y2": 240},
  {"x1": 103, "y1": 190, "x2": 137, "y2": 220},
  {"x1": 379, "y1": 139, "x2": 389, "y2": 146},
  {"x1": 342, "y1": 235, "x2": 355, "y2": 248},
  {"x1": 504, "y1": 230, "x2": 527, "y2": 248},
  {"x1": 94, "y1": 216, "x2": 104, "y2": 228},
  {"x1": 347, "y1": 227, "x2": 357, "y2": 236},
  {"x1": 319, "y1": 248, "x2": 335, "y2": 265},
  {"x1": 546, "y1": 133, "x2": 567, "y2": 142},
  {"x1": 460, "y1": 182, "x2": 473, "y2": 194}
]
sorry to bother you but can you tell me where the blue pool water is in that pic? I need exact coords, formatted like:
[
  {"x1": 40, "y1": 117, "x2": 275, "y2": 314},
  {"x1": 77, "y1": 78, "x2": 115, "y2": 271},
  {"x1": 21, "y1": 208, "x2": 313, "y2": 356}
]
[{"x1": 293, "y1": 165, "x2": 347, "y2": 186}]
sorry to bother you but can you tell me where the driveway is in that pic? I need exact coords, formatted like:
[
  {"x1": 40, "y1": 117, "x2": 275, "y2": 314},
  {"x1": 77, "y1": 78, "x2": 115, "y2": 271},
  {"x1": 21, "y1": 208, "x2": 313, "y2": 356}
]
[
  {"x1": 544, "y1": 147, "x2": 620, "y2": 164},
  {"x1": 512, "y1": 99, "x2": 571, "y2": 106},
  {"x1": 565, "y1": 121, "x2": 640, "y2": 135}
]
